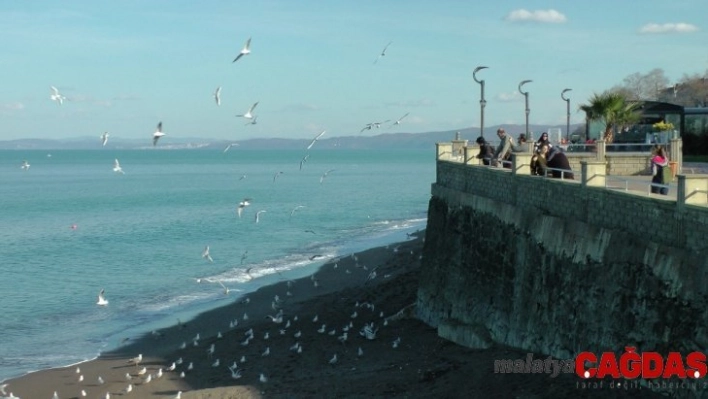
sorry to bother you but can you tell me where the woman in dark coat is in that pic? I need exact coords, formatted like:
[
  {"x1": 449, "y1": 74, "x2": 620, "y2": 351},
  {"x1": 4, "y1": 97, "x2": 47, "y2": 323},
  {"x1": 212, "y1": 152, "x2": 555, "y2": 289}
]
[
  {"x1": 546, "y1": 146, "x2": 574, "y2": 179},
  {"x1": 475, "y1": 136, "x2": 494, "y2": 165}
]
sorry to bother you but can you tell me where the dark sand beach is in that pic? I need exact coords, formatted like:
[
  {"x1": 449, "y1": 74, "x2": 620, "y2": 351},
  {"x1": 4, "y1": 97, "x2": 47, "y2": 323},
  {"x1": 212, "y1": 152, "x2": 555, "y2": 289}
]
[{"x1": 4, "y1": 233, "x2": 663, "y2": 399}]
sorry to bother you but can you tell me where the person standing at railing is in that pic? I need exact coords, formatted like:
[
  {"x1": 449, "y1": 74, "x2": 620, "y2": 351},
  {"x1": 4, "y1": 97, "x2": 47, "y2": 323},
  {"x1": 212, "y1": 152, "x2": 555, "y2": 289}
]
[
  {"x1": 650, "y1": 145, "x2": 670, "y2": 195},
  {"x1": 475, "y1": 136, "x2": 494, "y2": 165},
  {"x1": 493, "y1": 128, "x2": 515, "y2": 168}
]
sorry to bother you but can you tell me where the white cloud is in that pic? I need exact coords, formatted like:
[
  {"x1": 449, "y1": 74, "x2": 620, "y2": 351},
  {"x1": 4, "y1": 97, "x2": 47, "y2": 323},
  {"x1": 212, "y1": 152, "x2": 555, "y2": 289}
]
[
  {"x1": 505, "y1": 9, "x2": 567, "y2": 24},
  {"x1": 639, "y1": 23, "x2": 699, "y2": 34},
  {"x1": 0, "y1": 102, "x2": 24, "y2": 111},
  {"x1": 496, "y1": 92, "x2": 523, "y2": 102}
]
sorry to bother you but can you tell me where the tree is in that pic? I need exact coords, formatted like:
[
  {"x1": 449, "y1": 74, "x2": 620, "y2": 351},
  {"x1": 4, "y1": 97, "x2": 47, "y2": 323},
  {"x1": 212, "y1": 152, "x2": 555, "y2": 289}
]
[
  {"x1": 579, "y1": 92, "x2": 642, "y2": 143},
  {"x1": 614, "y1": 68, "x2": 670, "y2": 101}
]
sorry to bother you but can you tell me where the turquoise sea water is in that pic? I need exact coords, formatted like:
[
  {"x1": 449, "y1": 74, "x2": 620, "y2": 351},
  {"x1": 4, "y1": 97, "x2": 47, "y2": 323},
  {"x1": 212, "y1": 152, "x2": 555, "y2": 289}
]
[{"x1": 0, "y1": 148, "x2": 434, "y2": 382}]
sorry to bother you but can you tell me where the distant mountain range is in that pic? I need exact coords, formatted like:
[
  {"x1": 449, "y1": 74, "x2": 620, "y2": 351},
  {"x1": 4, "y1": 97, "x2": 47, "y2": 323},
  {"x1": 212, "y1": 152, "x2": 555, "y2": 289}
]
[{"x1": 0, "y1": 124, "x2": 584, "y2": 150}]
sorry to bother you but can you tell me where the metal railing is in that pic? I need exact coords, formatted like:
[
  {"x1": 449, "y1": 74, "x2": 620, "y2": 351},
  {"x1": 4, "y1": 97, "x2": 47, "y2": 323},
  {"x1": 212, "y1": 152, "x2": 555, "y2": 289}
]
[
  {"x1": 604, "y1": 175, "x2": 678, "y2": 197},
  {"x1": 540, "y1": 166, "x2": 575, "y2": 180}
]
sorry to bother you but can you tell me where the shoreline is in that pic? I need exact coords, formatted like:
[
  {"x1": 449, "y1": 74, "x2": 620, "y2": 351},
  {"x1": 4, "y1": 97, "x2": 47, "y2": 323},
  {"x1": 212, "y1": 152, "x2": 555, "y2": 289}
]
[
  {"x1": 4, "y1": 234, "x2": 426, "y2": 398},
  {"x1": 3, "y1": 231, "x2": 661, "y2": 398}
]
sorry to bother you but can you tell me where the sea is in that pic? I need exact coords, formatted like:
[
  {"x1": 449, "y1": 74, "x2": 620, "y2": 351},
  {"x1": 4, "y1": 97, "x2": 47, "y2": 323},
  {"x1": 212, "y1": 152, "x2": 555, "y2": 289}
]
[{"x1": 0, "y1": 148, "x2": 434, "y2": 382}]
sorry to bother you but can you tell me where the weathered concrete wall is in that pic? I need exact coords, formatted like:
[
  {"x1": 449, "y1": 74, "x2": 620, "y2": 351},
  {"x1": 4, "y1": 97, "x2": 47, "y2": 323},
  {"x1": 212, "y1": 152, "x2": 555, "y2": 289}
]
[{"x1": 417, "y1": 161, "x2": 708, "y2": 362}]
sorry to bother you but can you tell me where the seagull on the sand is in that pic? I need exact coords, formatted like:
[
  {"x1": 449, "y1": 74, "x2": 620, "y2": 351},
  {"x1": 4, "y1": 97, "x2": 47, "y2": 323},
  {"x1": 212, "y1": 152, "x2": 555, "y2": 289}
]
[
  {"x1": 262, "y1": 347, "x2": 270, "y2": 356},
  {"x1": 393, "y1": 337, "x2": 401, "y2": 348},
  {"x1": 50, "y1": 86, "x2": 66, "y2": 105},
  {"x1": 329, "y1": 353, "x2": 338, "y2": 364},
  {"x1": 113, "y1": 159, "x2": 124, "y2": 174},
  {"x1": 255, "y1": 210, "x2": 267, "y2": 223},
  {"x1": 236, "y1": 101, "x2": 258, "y2": 119},
  {"x1": 320, "y1": 169, "x2": 335, "y2": 184},
  {"x1": 152, "y1": 121, "x2": 165, "y2": 146},
  {"x1": 20, "y1": 160, "x2": 30, "y2": 171},
  {"x1": 124, "y1": 384, "x2": 133, "y2": 394},
  {"x1": 391, "y1": 112, "x2": 409, "y2": 127},
  {"x1": 232, "y1": 37, "x2": 252, "y2": 63},
  {"x1": 101, "y1": 132, "x2": 109, "y2": 146},
  {"x1": 237, "y1": 198, "x2": 251, "y2": 218},
  {"x1": 259, "y1": 373, "x2": 268, "y2": 383},
  {"x1": 52, "y1": 391, "x2": 59, "y2": 399},
  {"x1": 97, "y1": 289, "x2": 109, "y2": 306},
  {"x1": 128, "y1": 353, "x2": 143, "y2": 366},
  {"x1": 373, "y1": 41, "x2": 392, "y2": 64},
  {"x1": 173, "y1": 391, "x2": 182, "y2": 399},
  {"x1": 214, "y1": 86, "x2": 221, "y2": 106},
  {"x1": 202, "y1": 245, "x2": 213, "y2": 262},
  {"x1": 306, "y1": 130, "x2": 326, "y2": 150}
]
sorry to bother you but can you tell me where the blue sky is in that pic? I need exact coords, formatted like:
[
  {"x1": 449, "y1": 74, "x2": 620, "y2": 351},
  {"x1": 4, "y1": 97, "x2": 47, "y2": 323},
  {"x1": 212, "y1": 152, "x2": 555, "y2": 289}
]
[{"x1": 1, "y1": 0, "x2": 706, "y2": 141}]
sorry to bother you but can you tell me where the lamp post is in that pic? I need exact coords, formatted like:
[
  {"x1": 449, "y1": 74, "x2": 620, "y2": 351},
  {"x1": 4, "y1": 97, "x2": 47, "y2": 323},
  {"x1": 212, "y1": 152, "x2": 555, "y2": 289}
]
[
  {"x1": 561, "y1": 88, "x2": 572, "y2": 141},
  {"x1": 518, "y1": 80, "x2": 532, "y2": 138},
  {"x1": 473, "y1": 66, "x2": 488, "y2": 138}
]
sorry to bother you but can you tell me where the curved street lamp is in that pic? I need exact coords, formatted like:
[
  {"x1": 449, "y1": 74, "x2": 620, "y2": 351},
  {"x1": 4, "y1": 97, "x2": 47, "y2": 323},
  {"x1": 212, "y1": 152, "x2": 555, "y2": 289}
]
[
  {"x1": 473, "y1": 66, "x2": 488, "y2": 138},
  {"x1": 518, "y1": 80, "x2": 532, "y2": 138},
  {"x1": 561, "y1": 88, "x2": 572, "y2": 141}
]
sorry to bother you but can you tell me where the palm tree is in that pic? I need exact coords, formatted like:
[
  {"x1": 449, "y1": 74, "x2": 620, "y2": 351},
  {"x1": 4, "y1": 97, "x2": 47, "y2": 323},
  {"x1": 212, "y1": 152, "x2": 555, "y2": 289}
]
[{"x1": 579, "y1": 92, "x2": 642, "y2": 143}]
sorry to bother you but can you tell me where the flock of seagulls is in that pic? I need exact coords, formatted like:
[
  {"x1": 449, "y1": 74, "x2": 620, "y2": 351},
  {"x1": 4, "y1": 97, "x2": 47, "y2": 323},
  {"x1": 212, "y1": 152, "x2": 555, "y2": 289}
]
[
  {"x1": 7, "y1": 242, "x2": 422, "y2": 399},
  {"x1": 30, "y1": 38, "x2": 409, "y2": 174},
  {"x1": 6, "y1": 36, "x2": 425, "y2": 399}
]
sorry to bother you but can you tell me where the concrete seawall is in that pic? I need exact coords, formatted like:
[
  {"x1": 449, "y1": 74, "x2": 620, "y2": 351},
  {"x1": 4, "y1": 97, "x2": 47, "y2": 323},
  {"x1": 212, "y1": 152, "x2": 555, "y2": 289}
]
[{"x1": 417, "y1": 160, "x2": 708, "y2": 364}]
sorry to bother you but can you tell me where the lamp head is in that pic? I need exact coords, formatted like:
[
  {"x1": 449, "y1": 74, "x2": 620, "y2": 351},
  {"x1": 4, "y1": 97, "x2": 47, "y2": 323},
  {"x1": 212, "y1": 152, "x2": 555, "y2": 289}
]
[
  {"x1": 518, "y1": 80, "x2": 532, "y2": 94},
  {"x1": 561, "y1": 88, "x2": 572, "y2": 100},
  {"x1": 473, "y1": 66, "x2": 488, "y2": 83}
]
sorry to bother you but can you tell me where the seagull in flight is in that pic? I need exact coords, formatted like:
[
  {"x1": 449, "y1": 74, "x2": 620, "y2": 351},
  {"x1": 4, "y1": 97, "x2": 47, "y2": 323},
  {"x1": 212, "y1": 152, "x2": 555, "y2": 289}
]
[
  {"x1": 153, "y1": 121, "x2": 165, "y2": 146},
  {"x1": 360, "y1": 123, "x2": 374, "y2": 133},
  {"x1": 217, "y1": 280, "x2": 230, "y2": 295},
  {"x1": 320, "y1": 169, "x2": 335, "y2": 184},
  {"x1": 236, "y1": 102, "x2": 259, "y2": 119},
  {"x1": 290, "y1": 205, "x2": 306, "y2": 218},
  {"x1": 255, "y1": 210, "x2": 267, "y2": 223},
  {"x1": 273, "y1": 171, "x2": 283, "y2": 183},
  {"x1": 299, "y1": 154, "x2": 310, "y2": 171},
  {"x1": 97, "y1": 289, "x2": 109, "y2": 306},
  {"x1": 50, "y1": 86, "x2": 66, "y2": 105},
  {"x1": 101, "y1": 132, "x2": 110, "y2": 146},
  {"x1": 233, "y1": 37, "x2": 252, "y2": 63},
  {"x1": 223, "y1": 143, "x2": 239, "y2": 153},
  {"x1": 306, "y1": 130, "x2": 326, "y2": 150},
  {"x1": 245, "y1": 115, "x2": 258, "y2": 125},
  {"x1": 113, "y1": 159, "x2": 124, "y2": 174},
  {"x1": 391, "y1": 112, "x2": 409, "y2": 127},
  {"x1": 237, "y1": 198, "x2": 252, "y2": 218},
  {"x1": 372, "y1": 120, "x2": 390, "y2": 128},
  {"x1": 373, "y1": 41, "x2": 392, "y2": 64},
  {"x1": 20, "y1": 160, "x2": 30, "y2": 171},
  {"x1": 214, "y1": 86, "x2": 221, "y2": 106},
  {"x1": 202, "y1": 246, "x2": 213, "y2": 262}
]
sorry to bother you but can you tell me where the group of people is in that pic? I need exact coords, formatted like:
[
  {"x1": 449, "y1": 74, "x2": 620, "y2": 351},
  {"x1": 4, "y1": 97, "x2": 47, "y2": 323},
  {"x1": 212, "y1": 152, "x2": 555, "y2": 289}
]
[
  {"x1": 475, "y1": 128, "x2": 574, "y2": 179},
  {"x1": 473, "y1": 128, "x2": 672, "y2": 195}
]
